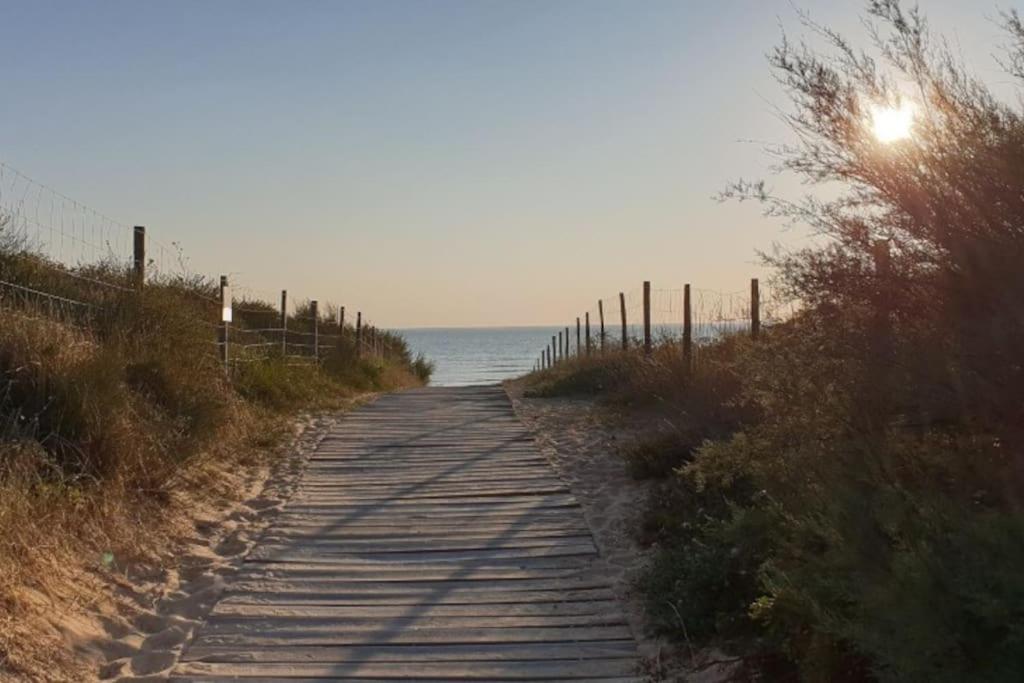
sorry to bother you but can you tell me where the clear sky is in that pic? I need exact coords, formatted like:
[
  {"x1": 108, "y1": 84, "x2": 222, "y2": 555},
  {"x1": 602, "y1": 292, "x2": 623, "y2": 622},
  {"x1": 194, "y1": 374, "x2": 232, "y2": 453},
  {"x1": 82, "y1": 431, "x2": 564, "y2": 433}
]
[{"x1": 0, "y1": 1, "x2": 1009, "y2": 326}]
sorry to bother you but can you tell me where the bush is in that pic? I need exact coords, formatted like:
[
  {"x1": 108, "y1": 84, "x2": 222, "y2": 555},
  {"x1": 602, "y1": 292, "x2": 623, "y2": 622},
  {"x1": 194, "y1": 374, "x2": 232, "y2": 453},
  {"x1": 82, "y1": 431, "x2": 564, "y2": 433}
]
[{"x1": 526, "y1": 4, "x2": 1024, "y2": 679}]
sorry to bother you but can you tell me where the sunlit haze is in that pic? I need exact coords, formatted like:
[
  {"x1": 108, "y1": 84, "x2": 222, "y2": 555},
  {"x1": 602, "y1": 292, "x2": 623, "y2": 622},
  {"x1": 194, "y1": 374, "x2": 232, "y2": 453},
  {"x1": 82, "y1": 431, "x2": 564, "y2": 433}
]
[
  {"x1": 871, "y1": 102, "x2": 915, "y2": 143},
  {"x1": 0, "y1": 1, "x2": 1003, "y2": 326}
]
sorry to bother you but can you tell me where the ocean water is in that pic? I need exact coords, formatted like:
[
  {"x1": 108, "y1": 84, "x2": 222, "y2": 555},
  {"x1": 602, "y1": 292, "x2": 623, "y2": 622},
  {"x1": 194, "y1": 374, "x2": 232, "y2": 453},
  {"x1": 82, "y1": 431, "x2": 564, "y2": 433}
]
[
  {"x1": 399, "y1": 322, "x2": 754, "y2": 387},
  {"x1": 399, "y1": 327, "x2": 565, "y2": 387}
]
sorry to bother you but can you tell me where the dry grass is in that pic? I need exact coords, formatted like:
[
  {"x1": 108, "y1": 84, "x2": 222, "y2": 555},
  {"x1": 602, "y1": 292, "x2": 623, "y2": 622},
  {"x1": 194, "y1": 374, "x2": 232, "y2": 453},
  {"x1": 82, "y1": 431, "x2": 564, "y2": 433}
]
[{"x1": 0, "y1": 267, "x2": 428, "y2": 679}]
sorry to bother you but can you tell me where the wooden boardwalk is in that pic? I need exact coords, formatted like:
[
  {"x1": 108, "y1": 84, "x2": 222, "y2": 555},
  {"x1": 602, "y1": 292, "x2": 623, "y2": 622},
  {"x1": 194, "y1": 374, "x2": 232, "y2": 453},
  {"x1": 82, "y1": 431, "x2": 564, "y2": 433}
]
[{"x1": 173, "y1": 385, "x2": 639, "y2": 682}]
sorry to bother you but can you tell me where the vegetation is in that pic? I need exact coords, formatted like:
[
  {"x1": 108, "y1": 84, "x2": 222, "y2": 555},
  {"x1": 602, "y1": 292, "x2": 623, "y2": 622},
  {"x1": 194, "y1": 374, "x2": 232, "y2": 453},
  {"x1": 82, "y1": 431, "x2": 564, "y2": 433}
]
[
  {"x1": 526, "y1": 3, "x2": 1024, "y2": 681},
  {"x1": 0, "y1": 229, "x2": 431, "y2": 679}
]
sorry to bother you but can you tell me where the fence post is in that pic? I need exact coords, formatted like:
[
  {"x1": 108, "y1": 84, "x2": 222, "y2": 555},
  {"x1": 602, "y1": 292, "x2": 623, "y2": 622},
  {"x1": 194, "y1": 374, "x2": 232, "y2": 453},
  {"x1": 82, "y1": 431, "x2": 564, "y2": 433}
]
[
  {"x1": 133, "y1": 226, "x2": 146, "y2": 286},
  {"x1": 558, "y1": 331, "x2": 563, "y2": 363},
  {"x1": 219, "y1": 275, "x2": 230, "y2": 370},
  {"x1": 552, "y1": 335, "x2": 557, "y2": 365},
  {"x1": 643, "y1": 281, "x2": 652, "y2": 355},
  {"x1": 598, "y1": 300, "x2": 605, "y2": 351},
  {"x1": 576, "y1": 318, "x2": 581, "y2": 356},
  {"x1": 355, "y1": 311, "x2": 362, "y2": 357},
  {"x1": 750, "y1": 278, "x2": 760, "y2": 340},
  {"x1": 279, "y1": 289, "x2": 288, "y2": 356},
  {"x1": 585, "y1": 312, "x2": 591, "y2": 355},
  {"x1": 683, "y1": 283, "x2": 692, "y2": 367},
  {"x1": 619, "y1": 292, "x2": 627, "y2": 350},
  {"x1": 311, "y1": 300, "x2": 319, "y2": 360},
  {"x1": 339, "y1": 305, "x2": 345, "y2": 335},
  {"x1": 546, "y1": 345, "x2": 551, "y2": 369}
]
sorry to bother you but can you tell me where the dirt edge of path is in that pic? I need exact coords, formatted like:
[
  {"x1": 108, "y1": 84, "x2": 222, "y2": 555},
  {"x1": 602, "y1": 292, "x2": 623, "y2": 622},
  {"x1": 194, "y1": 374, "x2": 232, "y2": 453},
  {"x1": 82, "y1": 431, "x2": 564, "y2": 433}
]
[
  {"x1": 45, "y1": 406, "x2": 357, "y2": 683},
  {"x1": 504, "y1": 380, "x2": 740, "y2": 683}
]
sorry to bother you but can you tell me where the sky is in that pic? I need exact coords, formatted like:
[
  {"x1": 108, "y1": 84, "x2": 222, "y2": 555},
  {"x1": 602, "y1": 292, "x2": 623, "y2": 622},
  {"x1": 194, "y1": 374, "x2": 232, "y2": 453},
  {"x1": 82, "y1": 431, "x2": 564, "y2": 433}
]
[{"x1": 0, "y1": 0, "x2": 1012, "y2": 327}]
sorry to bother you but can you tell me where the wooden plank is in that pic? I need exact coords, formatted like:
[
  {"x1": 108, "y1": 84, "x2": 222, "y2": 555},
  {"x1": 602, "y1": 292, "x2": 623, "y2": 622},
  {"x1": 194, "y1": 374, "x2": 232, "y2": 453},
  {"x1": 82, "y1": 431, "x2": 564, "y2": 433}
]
[
  {"x1": 182, "y1": 640, "x2": 636, "y2": 663},
  {"x1": 262, "y1": 529, "x2": 591, "y2": 541},
  {"x1": 171, "y1": 677, "x2": 644, "y2": 683},
  {"x1": 231, "y1": 567, "x2": 593, "y2": 583},
  {"x1": 246, "y1": 545, "x2": 597, "y2": 564},
  {"x1": 174, "y1": 386, "x2": 637, "y2": 680},
  {"x1": 209, "y1": 602, "x2": 625, "y2": 619},
  {"x1": 219, "y1": 588, "x2": 616, "y2": 606},
  {"x1": 174, "y1": 660, "x2": 638, "y2": 678},
  {"x1": 192, "y1": 624, "x2": 635, "y2": 646},
  {"x1": 199, "y1": 613, "x2": 628, "y2": 634},
  {"x1": 224, "y1": 578, "x2": 611, "y2": 594}
]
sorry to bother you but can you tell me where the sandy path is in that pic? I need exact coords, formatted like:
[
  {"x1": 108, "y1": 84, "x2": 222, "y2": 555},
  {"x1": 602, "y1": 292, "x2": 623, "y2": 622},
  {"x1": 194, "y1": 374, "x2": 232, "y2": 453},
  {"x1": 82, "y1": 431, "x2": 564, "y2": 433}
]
[
  {"x1": 85, "y1": 412, "x2": 343, "y2": 682},
  {"x1": 505, "y1": 381, "x2": 739, "y2": 682},
  {"x1": 170, "y1": 385, "x2": 640, "y2": 681}
]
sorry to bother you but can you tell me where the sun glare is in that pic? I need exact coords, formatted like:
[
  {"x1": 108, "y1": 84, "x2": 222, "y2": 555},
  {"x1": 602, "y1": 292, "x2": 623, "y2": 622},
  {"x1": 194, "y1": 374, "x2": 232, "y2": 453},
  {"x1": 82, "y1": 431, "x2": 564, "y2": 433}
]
[{"x1": 870, "y1": 102, "x2": 915, "y2": 143}]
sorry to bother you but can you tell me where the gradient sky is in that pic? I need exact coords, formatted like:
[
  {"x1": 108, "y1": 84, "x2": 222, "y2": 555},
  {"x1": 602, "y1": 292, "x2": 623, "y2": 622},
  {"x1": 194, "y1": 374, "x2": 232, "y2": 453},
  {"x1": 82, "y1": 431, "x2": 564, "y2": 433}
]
[{"x1": 0, "y1": 1, "x2": 1009, "y2": 326}]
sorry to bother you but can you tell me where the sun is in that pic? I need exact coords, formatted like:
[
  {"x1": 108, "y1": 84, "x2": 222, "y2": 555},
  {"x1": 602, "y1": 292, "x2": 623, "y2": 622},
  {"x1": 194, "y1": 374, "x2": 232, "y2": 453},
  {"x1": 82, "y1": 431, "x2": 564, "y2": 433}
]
[{"x1": 870, "y1": 102, "x2": 915, "y2": 143}]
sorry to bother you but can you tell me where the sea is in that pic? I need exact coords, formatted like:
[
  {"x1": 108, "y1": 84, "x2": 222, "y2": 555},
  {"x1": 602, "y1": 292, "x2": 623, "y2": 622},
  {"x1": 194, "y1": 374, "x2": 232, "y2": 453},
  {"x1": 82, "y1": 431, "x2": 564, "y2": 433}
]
[
  {"x1": 398, "y1": 327, "x2": 564, "y2": 387},
  {"x1": 398, "y1": 323, "x2": 729, "y2": 387},
  {"x1": 399, "y1": 323, "x2": 753, "y2": 387}
]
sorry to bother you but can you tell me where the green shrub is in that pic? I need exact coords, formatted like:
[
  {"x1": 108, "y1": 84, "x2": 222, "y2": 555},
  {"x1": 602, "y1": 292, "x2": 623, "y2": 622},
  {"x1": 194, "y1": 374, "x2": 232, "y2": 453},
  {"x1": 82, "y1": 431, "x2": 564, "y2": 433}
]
[{"x1": 623, "y1": 432, "x2": 696, "y2": 480}]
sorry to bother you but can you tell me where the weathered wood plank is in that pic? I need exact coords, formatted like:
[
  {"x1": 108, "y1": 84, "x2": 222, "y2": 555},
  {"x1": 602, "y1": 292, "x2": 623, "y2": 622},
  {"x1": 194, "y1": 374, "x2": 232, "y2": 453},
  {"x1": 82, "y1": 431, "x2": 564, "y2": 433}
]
[
  {"x1": 209, "y1": 602, "x2": 624, "y2": 619},
  {"x1": 182, "y1": 640, "x2": 636, "y2": 663},
  {"x1": 174, "y1": 660, "x2": 638, "y2": 678},
  {"x1": 192, "y1": 623, "x2": 635, "y2": 646},
  {"x1": 219, "y1": 588, "x2": 616, "y2": 606},
  {"x1": 173, "y1": 386, "x2": 637, "y2": 680}
]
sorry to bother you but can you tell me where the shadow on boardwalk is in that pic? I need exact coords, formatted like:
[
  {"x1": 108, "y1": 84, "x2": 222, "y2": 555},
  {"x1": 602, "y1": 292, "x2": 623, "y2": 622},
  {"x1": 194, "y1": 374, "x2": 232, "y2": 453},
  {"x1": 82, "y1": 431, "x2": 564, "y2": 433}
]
[{"x1": 172, "y1": 385, "x2": 641, "y2": 682}]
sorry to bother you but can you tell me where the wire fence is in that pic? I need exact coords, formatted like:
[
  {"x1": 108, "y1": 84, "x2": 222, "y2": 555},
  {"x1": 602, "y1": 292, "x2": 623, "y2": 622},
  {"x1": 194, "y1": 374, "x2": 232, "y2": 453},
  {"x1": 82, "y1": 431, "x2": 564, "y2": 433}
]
[
  {"x1": 533, "y1": 278, "x2": 800, "y2": 372},
  {"x1": 0, "y1": 160, "x2": 397, "y2": 370}
]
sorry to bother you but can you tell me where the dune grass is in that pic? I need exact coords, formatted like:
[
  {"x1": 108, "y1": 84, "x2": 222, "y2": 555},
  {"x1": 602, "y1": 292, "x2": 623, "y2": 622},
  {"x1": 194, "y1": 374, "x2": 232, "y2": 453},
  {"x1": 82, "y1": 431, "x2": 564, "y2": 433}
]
[{"x1": 0, "y1": 242, "x2": 431, "y2": 680}]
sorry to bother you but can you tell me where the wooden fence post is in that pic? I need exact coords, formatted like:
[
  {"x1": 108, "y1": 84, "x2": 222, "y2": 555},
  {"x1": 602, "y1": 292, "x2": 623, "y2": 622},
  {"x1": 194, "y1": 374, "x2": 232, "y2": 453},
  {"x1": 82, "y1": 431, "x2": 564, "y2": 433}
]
[
  {"x1": 219, "y1": 275, "x2": 229, "y2": 370},
  {"x1": 564, "y1": 327, "x2": 569, "y2": 358},
  {"x1": 558, "y1": 331, "x2": 563, "y2": 362},
  {"x1": 311, "y1": 300, "x2": 319, "y2": 360},
  {"x1": 280, "y1": 289, "x2": 288, "y2": 357},
  {"x1": 683, "y1": 283, "x2": 692, "y2": 367},
  {"x1": 598, "y1": 300, "x2": 605, "y2": 351},
  {"x1": 750, "y1": 278, "x2": 760, "y2": 340},
  {"x1": 355, "y1": 312, "x2": 362, "y2": 357},
  {"x1": 552, "y1": 335, "x2": 557, "y2": 364},
  {"x1": 643, "y1": 281, "x2": 652, "y2": 355},
  {"x1": 133, "y1": 226, "x2": 146, "y2": 286},
  {"x1": 546, "y1": 345, "x2": 552, "y2": 369},
  {"x1": 576, "y1": 318, "x2": 581, "y2": 356},
  {"x1": 585, "y1": 312, "x2": 591, "y2": 355},
  {"x1": 619, "y1": 292, "x2": 627, "y2": 350},
  {"x1": 339, "y1": 305, "x2": 345, "y2": 335}
]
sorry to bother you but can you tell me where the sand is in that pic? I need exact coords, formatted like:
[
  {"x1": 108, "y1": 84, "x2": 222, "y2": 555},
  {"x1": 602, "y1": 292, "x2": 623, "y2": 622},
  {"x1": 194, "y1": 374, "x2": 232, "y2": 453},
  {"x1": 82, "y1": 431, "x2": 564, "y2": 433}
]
[
  {"x1": 78, "y1": 412, "x2": 344, "y2": 683},
  {"x1": 504, "y1": 380, "x2": 741, "y2": 682}
]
